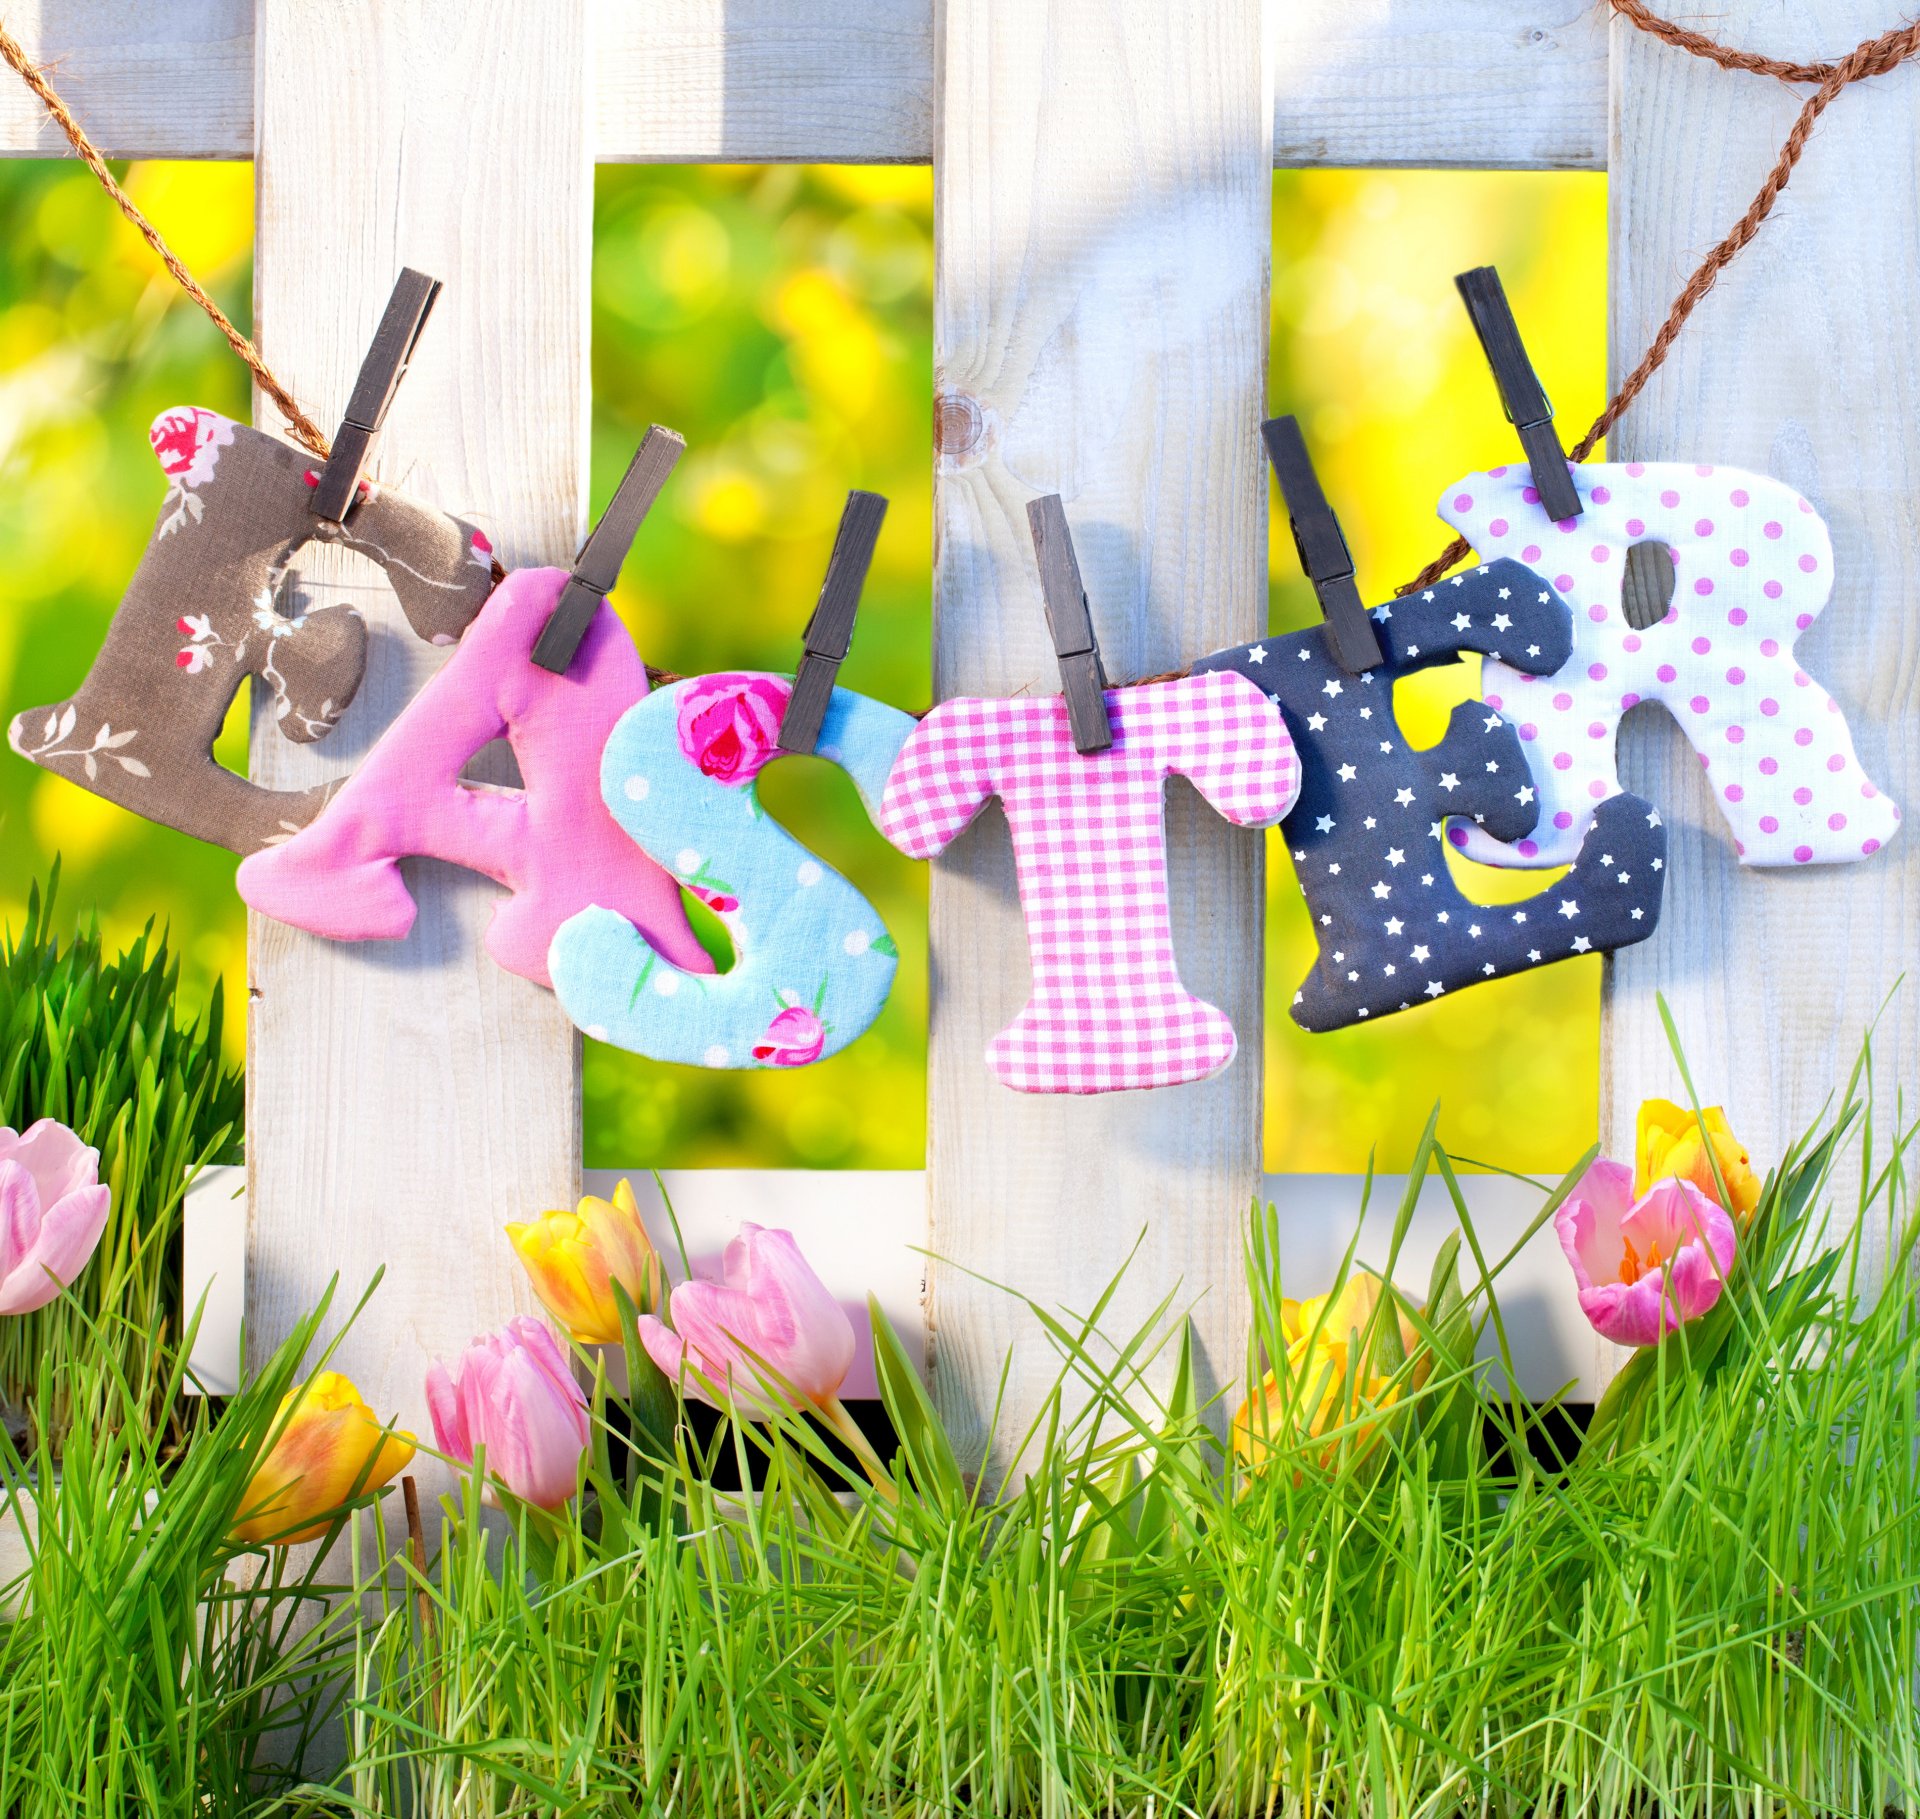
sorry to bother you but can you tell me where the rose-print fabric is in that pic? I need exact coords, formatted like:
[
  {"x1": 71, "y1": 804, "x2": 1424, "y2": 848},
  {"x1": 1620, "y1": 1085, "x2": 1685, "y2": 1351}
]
[
  {"x1": 877, "y1": 670, "x2": 1298, "y2": 1094},
  {"x1": 1192, "y1": 558, "x2": 1664, "y2": 1031},
  {"x1": 1439, "y1": 462, "x2": 1898, "y2": 868},
  {"x1": 237, "y1": 569, "x2": 709, "y2": 989},
  {"x1": 549, "y1": 673, "x2": 913, "y2": 1069},
  {"x1": 9, "y1": 406, "x2": 497, "y2": 854}
]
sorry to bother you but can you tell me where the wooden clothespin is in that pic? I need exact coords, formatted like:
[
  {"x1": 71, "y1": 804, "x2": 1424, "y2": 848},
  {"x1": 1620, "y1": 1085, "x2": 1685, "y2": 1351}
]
[
  {"x1": 777, "y1": 490, "x2": 888, "y2": 756},
  {"x1": 1261, "y1": 416, "x2": 1383, "y2": 675},
  {"x1": 1454, "y1": 264, "x2": 1583, "y2": 526},
  {"x1": 530, "y1": 427, "x2": 686, "y2": 675},
  {"x1": 311, "y1": 268, "x2": 442, "y2": 521},
  {"x1": 1026, "y1": 494, "x2": 1112, "y2": 754}
]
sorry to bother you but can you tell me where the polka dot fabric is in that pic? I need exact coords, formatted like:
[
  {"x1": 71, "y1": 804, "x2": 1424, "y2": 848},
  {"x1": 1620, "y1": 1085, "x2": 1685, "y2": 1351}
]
[
  {"x1": 878, "y1": 671, "x2": 1299, "y2": 1094},
  {"x1": 1439, "y1": 462, "x2": 1899, "y2": 868},
  {"x1": 548, "y1": 674, "x2": 915, "y2": 1071}
]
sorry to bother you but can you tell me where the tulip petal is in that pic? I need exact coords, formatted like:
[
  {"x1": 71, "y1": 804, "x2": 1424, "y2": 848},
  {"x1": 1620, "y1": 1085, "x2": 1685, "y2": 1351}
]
[
  {"x1": 0, "y1": 1182, "x2": 110, "y2": 1315},
  {"x1": 0, "y1": 1119, "x2": 101, "y2": 1206},
  {"x1": 637, "y1": 1313, "x2": 696, "y2": 1392},
  {"x1": 425, "y1": 1362, "x2": 471, "y2": 1464},
  {"x1": 0, "y1": 1159, "x2": 38, "y2": 1287},
  {"x1": 1554, "y1": 1158, "x2": 1635, "y2": 1293}
]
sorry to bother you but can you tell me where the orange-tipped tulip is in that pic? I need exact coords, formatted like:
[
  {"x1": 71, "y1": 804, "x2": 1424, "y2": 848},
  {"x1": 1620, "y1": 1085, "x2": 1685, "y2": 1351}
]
[
  {"x1": 232, "y1": 1372, "x2": 415, "y2": 1546},
  {"x1": 1635, "y1": 1098, "x2": 1760, "y2": 1226},
  {"x1": 506, "y1": 1178, "x2": 664, "y2": 1345},
  {"x1": 1233, "y1": 1271, "x2": 1426, "y2": 1474}
]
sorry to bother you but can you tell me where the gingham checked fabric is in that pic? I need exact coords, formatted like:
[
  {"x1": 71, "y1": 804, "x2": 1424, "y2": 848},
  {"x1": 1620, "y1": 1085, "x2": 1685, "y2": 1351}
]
[{"x1": 879, "y1": 668, "x2": 1299, "y2": 1094}]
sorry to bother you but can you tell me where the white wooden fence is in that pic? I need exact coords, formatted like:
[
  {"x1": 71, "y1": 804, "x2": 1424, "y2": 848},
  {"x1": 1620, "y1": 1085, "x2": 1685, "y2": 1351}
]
[{"x1": 4, "y1": 2, "x2": 1915, "y2": 1492}]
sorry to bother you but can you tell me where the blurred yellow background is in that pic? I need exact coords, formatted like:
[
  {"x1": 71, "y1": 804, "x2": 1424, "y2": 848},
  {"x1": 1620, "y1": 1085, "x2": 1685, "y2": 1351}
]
[{"x1": 0, "y1": 160, "x2": 1606, "y2": 1175}]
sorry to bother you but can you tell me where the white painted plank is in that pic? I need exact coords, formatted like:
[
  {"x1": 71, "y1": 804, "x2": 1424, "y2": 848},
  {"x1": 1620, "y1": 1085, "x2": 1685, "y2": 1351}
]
[
  {"x1": 182, "y1": 1163, "x2": 245, "y2": 1395},
  {"x1": 592, "y1": 0, "x2": 934, "y2": 166},
  {"x1": 1275, "y1": 0, "x2": 1607, "y2": 170},
  {"x1": 2, "y1": 2, "x2": 1608, "y2": 169},
  {"x1": 928, "y1": 0, "x2": 1274, "y2": 1472},
  {"x1": 246, "y1": 0, "x2": 589, "y2": 1507},
  {"x1": 190, "y1": 1167, "x2": 1601, "y2": 1400},
  {"x1": 1601, "y1": 4, "x2": 1920, "y2": 1369},
  {"x1": 0, "y1": 0, "x2": 251, "y2": 159}
]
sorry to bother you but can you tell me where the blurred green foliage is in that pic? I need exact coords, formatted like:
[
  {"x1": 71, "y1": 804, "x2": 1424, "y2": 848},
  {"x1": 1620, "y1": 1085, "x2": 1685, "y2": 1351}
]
[{"x1": 0, "y1": 157, "x2": 1607, "y2": 1177}]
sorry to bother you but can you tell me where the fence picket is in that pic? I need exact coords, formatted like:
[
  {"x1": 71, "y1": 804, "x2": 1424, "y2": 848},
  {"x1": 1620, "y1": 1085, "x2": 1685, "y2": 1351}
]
[
  {"x1": 1601, "y1": 2, "x2": 1920, "y2": 1377},
  {"x1": 245, "y1": 0, "x2": 590, "y2": 1503},
  {"x1": 927, "y1": 0, "x2": 1274, "y2": 1469}
]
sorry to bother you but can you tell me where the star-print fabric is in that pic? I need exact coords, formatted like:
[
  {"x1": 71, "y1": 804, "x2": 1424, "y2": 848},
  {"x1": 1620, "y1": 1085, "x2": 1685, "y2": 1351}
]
[
  {"x1": 878, "y1": 669, "x2": 1297, "y2": 1094},
  {"x1": 549, "y1": 673, "x2": 914, "y2": 1071},
  {"x1": 1438, "y1": 462, "x2": 1898, "y2": 868},
  {"x1": 1191, "y1": 557, "x2": 1666, "y2": 1031}
]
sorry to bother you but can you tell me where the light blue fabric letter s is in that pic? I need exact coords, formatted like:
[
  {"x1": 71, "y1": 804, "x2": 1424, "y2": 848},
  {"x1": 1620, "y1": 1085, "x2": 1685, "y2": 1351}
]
[{"x1": 549, "y1": 671, "x2": 914, "y2": 1069}]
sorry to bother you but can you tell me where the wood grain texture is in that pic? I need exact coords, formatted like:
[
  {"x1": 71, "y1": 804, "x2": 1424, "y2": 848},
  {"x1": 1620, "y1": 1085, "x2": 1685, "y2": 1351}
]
[
  {"x1": 0, "y1": 0, "x2": 252, "y2": 158},
  {"x1": 1601, "y1": 3, "x2": 1920, "y2": 1361},
  {"x1": 929, "y1": 0, "x2": 1273, "y2": 1472},
  {"x1": 247, "y1": 0, "x2": 589, "y2": 1505},
  {"x1": 3, "y1": 2, "x2": 1608, "y2": 169},
  {"x1": 1275, "y1": 0, "x2": 1607, "y2": 170},
  {"x1": 593, "y1": 0, "x2": 934, "y2": 165}
]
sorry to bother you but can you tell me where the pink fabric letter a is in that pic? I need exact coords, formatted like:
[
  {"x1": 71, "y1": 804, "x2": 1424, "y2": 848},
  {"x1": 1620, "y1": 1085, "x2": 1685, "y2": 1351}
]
[
  {"x1": 878, "y1": 670, "x2": 1298, "y2": 1094},
  {"x1": 238, "y1": 567, "x2": 711, "y2": 990}
]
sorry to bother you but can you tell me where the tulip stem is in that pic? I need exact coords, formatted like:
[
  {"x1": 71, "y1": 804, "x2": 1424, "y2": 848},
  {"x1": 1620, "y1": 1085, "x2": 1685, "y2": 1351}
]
[{"x1": 821, "y1": 1397, "x2": 897, "y2": 1504}]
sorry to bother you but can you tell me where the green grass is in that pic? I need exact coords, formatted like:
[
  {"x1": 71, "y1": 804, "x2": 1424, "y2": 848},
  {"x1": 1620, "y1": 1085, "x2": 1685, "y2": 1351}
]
[
  {"x1": 0, "y1": 1035, "x2": 1915, "y2": 1815},
  {"x1": 0, "y1": 868, "x2": 243, "y2": 1446}
]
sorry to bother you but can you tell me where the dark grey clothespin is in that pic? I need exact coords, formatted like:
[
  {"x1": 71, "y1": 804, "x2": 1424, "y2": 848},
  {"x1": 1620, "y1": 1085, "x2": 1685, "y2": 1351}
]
[
  {"x1": 777, "y1": 490, "x2": 888, "y2": 756},
  {"x1": 530, "y1": 427, "x2": 685, "y2": 675},
  {"x1": 1455, "y1": 264, "x2": 1583, "y2": 526},
  {"x1": 310, "y1": 268, "x2": 442, "y2": 521},
  {"x1": 1026, "y1": 495, "x2": 1112, "y2": 754},
  {"x1": 1261, "y1": 416, "x2": 1383, "y2": 676}
]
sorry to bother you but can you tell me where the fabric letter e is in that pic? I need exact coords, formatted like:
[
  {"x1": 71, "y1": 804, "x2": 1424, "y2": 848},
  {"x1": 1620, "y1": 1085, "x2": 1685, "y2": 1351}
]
[{"x1": 878, "y1": 670, "x2": 1299, "y2": 1094}]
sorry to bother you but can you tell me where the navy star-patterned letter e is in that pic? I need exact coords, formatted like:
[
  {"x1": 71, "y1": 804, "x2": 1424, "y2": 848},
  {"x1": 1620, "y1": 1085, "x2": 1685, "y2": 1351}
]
[{"x1": 1192, "y1": 557, "x2": 1666, "y2": 1030}]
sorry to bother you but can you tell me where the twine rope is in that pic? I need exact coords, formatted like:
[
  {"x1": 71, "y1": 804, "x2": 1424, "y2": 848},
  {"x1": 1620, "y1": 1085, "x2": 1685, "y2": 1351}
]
[
  {"x1": 1399, "y1": 2, "x2": 1920, "y2": 595},
  {"x1": 0, "y1": 19, "x2": 331, "y2": 456}
]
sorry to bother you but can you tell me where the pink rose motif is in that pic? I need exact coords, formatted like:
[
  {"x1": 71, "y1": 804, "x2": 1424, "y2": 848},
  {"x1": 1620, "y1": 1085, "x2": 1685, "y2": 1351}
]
[
  {"x1": 148, "y1": 407, "x2": 233, "y2": 488},
  {"x1": 752, "y1": 1005, "x2": 826, "y2": 1067},
  {"x1": 469, "y1": 529, "x2": 495, "y2": 569},
  {"x1": 676, "y1": 674, "x2": 791, "y2": 788},
  {"x1": 689, "y1": 882, "x2": 740, "y2": 915},
  {"x1": 177, "y1": 646, "x2": 211, "y2": 674}
]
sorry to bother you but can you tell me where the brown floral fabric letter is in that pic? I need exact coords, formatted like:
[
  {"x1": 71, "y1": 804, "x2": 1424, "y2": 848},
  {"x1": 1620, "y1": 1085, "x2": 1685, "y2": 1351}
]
[{"x1": 9, "y1": 406, "x2": 498, "y2": 854}]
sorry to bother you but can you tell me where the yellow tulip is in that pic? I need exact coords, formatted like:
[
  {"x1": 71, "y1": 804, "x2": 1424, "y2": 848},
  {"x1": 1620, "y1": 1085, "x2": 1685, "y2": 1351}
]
[
  {"x1": 1232, "y1": 1272, "x2": 1427, "y2": 1474},
  {"x1": 1635, "y1": 1098, "x2": 1760, "y2": 1227},
  {"x1": 506, "y1": 1178, "x2": 665, "y2": 1345},
  {"x1": 232, "y1": 1372, "x2": 415, "y2": 1546}
]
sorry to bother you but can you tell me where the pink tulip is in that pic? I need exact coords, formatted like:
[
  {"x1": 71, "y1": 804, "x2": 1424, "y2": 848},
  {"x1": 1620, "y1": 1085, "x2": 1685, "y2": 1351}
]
[
  {"x1": 425, "y1": 1316, "x2": 589, "y2": 1509},
  {"x1": 639, "y1": 1223, "x2": 854, "y2": 1417},
  {"x1": 1556, "y1": 1158, "x2": 1737, "y2": 1348},
  {"x1": 0, "y1": 1120, "x2": 113, "y2": 1316}
]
